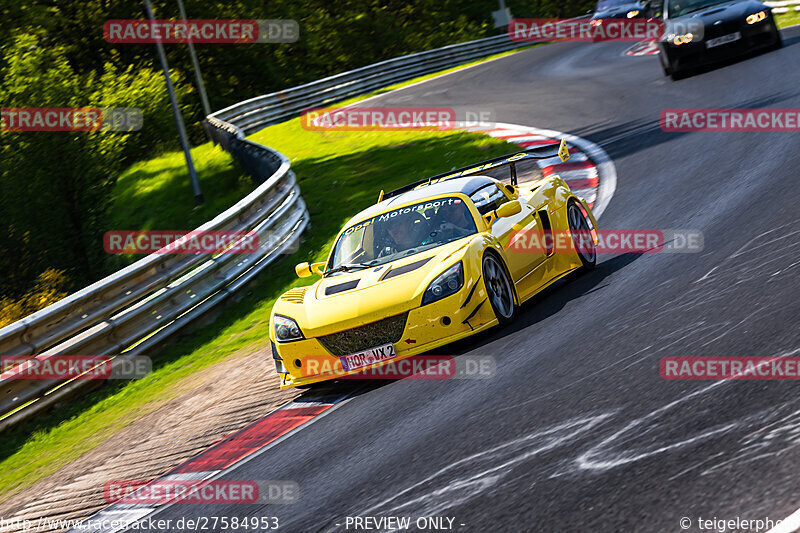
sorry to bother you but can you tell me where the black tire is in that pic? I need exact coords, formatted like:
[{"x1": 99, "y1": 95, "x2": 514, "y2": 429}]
[
  {"x1": 567, "y1": 200, "x2": 596, "y2": 271},
  {"x1": 482, "y1": 252, "x2": 517, "y2": 325},
  {"x1": 772, "y1": 24, "x2": 783, "y2": 50},
  {"x1": 660, "y1": 56, "x2": 672, "y2": 76}
]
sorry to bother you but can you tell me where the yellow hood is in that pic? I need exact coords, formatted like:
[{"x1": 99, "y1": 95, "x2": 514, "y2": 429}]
[{"x1": 275, "y1": 238, "x2": 472, "y2": 336}]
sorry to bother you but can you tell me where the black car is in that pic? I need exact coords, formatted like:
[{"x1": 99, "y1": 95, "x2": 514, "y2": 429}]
[
  {"x1": 658, "y1": 0, "x2": 783, "y2": 80},
  {"x1": 590, "y1": 0, "x2": 663, "y2": 41},
  {"x1": 591, "y1": 0, "x2": 652, "y2": 20}
]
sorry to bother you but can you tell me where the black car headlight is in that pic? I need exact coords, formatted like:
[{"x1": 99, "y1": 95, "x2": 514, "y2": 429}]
[
  {"x1": 746, "y1": 11, "x2": 766, "y2": 24},
  {"x1": 421, "y1": 262, "x2": 464, "y2": 306},
  {"x1": 274, "y1": 315, "x2": 304, "y2": 342},
  {"x1": 670, "y1": 32, "x2": 694, "y2": 45}
]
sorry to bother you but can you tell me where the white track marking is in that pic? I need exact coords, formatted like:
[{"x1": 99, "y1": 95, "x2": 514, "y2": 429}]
[
  {"x1": 79, "y1": 508, "x2": 155, "y2": 533},
  {"x1": 344, "y1": 413, "x2": 614, "y2": 525},
  {"x1": 768, "y1": 507, "x2": 800, "y2": 533}
]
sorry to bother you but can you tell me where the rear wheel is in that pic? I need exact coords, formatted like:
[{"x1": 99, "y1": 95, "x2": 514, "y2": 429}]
[
  {"x1": 567, "y1": 200, "x2": 596, "y2": 271},
  {"x1": 482, "y1": 253, "x2": 516, "y2": 325}
]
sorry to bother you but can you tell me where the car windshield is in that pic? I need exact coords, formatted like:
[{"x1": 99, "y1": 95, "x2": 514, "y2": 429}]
[
  {"x1": 328, "y1": 197, "x2": 478, "y2": 273},
  {"x1": 596, "y1": 0, "x2": 635, "y2": 11},
  {"x1": 667, "y1": 0, "x2": 730, "y2": 17}
]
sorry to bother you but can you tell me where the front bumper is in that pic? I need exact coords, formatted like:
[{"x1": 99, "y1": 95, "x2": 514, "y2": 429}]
[{"x1": 271, "y1": 277, "x2": 498, "y2": 388}]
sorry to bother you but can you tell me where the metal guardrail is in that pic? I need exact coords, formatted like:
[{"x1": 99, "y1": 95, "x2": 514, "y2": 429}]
[
  {"x1": 0, "y1": 119, "x2": 309, "y2": 432},
  {"x1": 211, "y1": 33, "x2": 529, "y2": 134},
  {"x1": 0, "y1": 30, "x2": 529, "y2": 432}
]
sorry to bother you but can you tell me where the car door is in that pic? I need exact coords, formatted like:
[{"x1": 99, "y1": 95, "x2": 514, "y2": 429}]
[{"x1": 470, "y1": 183, "x2": 546, "y2": 283}]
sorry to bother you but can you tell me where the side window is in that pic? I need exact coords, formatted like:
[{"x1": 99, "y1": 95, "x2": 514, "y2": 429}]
[
  {"x1": 644, "y1": 0, "x2": 663, "y2": 18},
  {"x1": 470, "y1": 184, "x2": 510, "y2": 216}
]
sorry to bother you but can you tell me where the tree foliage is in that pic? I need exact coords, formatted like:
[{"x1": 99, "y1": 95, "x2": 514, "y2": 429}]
[{"x1": 0, "y1": 0, "x2": 594, "y2": 307}]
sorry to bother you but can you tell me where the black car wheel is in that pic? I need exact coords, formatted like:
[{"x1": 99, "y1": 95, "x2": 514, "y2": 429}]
[
  {"x1": 659, "y1": 51, "x2": 672, "y2": 76},
  {"x1": 772, "y1": 23, "x2": 783, "y2": 50},
  {"x1": 670, "y1": 66, "x2": 687, "y2": 81},
  {"x1": 567, "y1": 200, "x2": 596, "y2": 271},
  {"x1": 482, "y1": 253, "x2": 517, "y2": 325}
]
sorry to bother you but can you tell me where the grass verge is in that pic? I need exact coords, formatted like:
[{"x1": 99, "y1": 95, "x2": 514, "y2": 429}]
[
  {"x1": 776, "y1": 10, "x2": 800, "y2": 28},
  {"x1": 0, "y1": 120, "x2": 515, "y2": 501},
  {"x1": 103, "y1": 142, "x2": 254, "y2": 271}
]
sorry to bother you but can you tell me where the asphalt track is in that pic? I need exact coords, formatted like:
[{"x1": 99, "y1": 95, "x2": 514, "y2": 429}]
[{"x1": 134, "y1": 29, "x2": 800, "y2": 532}]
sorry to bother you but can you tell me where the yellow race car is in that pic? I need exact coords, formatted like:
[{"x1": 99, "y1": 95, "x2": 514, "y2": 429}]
[{"x1": 269, "y1": 144, "x2": 599, "y2": 388}]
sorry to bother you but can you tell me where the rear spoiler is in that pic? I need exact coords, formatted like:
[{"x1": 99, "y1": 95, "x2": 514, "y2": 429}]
[{"x1": 383, "y1": 139, "x2": 570, "y2": 200}]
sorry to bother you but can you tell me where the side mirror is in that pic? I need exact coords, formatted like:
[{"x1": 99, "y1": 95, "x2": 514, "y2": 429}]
[
  {"x1": 496, "y1": 200, "x2": 522, "y2": 219},
  {"x1": 504, "y1": 184, "x2": 519, "y2": 199},
  {"x1": 295, "y1": 262, "x2": 325, "y2": 278},
  {"x1": 295, "y1": 262, "x2": 312, "y2": 278}
]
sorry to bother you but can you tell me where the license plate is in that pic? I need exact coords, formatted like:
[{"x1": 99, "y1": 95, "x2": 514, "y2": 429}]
[
  {"x1": 340, "y1": 343, "x2": 397, "y2": 371},
  {"x1": 706, "y1": 32, "x2": 741, "y2": 48}
]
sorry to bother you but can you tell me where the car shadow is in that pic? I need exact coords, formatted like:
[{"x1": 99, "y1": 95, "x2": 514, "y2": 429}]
[
  {"x1": 450, "y1": 252, "x2": 645, "y2": 350},
  {"x1": 783, "y1": 31, "x2": 800, "y2": 48},
  {"x1": 312, "y1": 253, "x2": 645, "y2": 400}
]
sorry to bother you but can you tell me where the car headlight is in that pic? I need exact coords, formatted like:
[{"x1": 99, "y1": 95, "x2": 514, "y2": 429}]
[
  {"x1": 627, "y1": 9, "x2": 640, "y2": 18},
  {"x1": 746, "y1": 11, "x2": 766, "y2": 24},
  {"x1": 672, "y1": 32, "x2": 694, "y2": 45},
  {"x1": 590, "y1": 18, "x2": 603, "y2": 26},
  {"x1": 421, "y1": 262, "x2": 464, "y2": 306},
  {"x1": 274, "y1": 315, "x2": 304, "y2": 342}
]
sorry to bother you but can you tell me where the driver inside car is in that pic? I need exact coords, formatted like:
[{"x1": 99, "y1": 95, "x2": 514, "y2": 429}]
[
  {"x1": 373, "y1": 211, "x2": 429, "y2": 258},
  {"x1": 430, "y1": 201, "x2": 476, "y2": 242},
  {"x1": 386, "y1": 212, "x2": 427, "y2": 249}
]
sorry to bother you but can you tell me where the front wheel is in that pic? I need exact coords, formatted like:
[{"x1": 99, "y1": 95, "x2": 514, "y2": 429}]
[
  {"x1": 482, "y1": 253, "x2": 517, "y2": 325},
  {"x1": 567, "y1": 200, "x2": 596, "y2": 271},
  {"x1": 771, "y1": 24, "x2": 783, "y2": 50}
]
